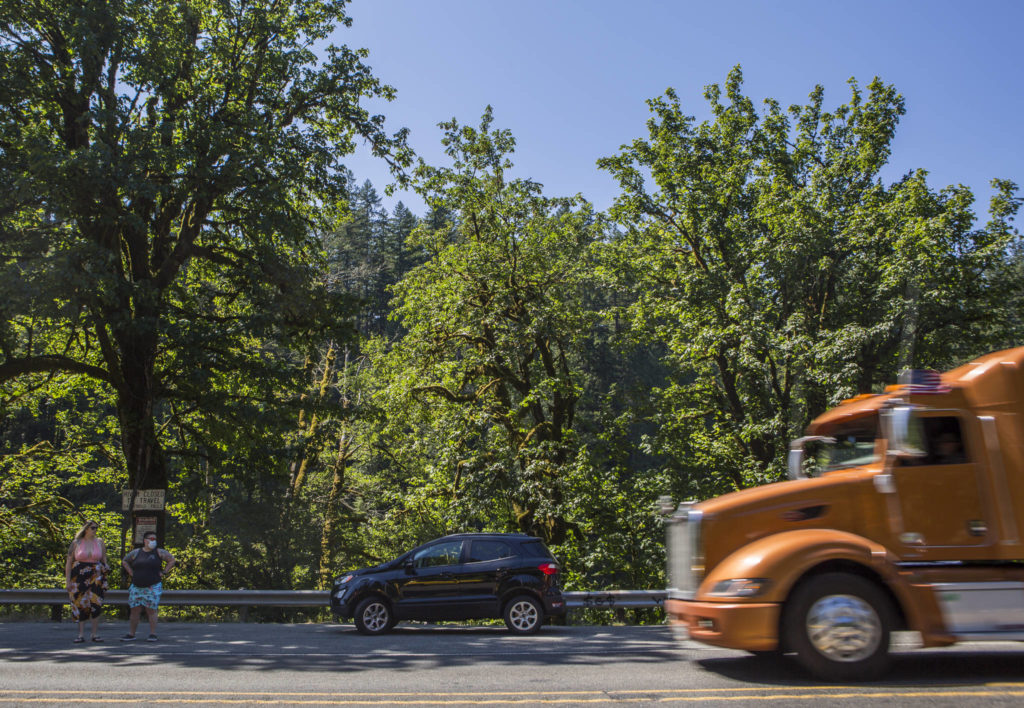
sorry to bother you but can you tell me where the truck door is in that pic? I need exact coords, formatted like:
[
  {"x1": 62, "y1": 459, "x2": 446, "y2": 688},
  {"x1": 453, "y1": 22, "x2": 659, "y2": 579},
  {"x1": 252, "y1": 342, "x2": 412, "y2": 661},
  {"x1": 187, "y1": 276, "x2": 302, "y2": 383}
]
[{"x1": 891, "y1": 414, "x2": 992, "y2": 557}]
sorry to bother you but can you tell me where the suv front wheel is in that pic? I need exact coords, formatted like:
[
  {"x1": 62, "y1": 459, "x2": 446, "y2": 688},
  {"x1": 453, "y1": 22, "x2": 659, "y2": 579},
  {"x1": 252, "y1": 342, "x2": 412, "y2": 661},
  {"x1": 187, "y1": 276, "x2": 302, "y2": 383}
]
[
  {"x1": 503, "y1": 595, "x2": 543, "y2": 634},
  {"x1": 354, "y1": 597, "x2": 393, "y2": 635}
]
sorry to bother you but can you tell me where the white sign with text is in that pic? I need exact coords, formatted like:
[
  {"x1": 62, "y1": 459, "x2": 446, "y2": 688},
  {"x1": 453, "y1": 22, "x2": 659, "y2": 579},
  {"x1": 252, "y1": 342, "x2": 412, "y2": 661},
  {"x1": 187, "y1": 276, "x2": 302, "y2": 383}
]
[{"x1": 121, "y1": 489, "x2": 166, "y2": 511}]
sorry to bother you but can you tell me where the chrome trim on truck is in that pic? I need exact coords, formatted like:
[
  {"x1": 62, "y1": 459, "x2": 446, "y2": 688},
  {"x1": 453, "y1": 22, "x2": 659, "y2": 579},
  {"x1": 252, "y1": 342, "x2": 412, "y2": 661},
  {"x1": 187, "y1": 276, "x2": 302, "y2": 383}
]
[
  {"x1": 666, "y1": 501, "x2": 703, "y2": 600},
  {"x1": 935, "y1": 581, "x2": 1024, "y2": 635}
]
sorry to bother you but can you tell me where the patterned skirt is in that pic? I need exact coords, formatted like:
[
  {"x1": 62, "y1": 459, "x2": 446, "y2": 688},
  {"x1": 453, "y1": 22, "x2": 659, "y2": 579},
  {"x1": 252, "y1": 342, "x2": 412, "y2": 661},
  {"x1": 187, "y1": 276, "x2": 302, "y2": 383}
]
[
  {"x1": 128, "y1": 582, "x2": 162, "y2": 609},
  {"x1": 69, "y1": 561, "x2": 108, "y2": 621}
]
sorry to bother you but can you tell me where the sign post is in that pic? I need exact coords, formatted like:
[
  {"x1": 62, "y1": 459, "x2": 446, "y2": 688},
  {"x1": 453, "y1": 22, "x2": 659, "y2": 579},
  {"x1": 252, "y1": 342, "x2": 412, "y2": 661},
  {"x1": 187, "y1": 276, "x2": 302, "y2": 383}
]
[{"x1": 122, "y1": 489, "x2": 166, "y2": 548}]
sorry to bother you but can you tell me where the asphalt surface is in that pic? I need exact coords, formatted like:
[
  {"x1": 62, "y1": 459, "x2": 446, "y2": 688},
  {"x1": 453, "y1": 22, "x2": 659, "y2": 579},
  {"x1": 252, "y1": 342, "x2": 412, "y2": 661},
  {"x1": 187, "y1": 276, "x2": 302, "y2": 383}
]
[{"x1": 2, "y1": 620, "x2": 1024, "y2": 706}]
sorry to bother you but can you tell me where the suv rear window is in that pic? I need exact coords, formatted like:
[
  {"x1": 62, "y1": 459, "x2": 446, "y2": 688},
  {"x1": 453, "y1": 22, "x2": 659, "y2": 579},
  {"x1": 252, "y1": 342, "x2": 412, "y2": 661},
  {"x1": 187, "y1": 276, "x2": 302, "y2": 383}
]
[{"x1": 520, "y1": 539, "x2": 555, "y2": 560}]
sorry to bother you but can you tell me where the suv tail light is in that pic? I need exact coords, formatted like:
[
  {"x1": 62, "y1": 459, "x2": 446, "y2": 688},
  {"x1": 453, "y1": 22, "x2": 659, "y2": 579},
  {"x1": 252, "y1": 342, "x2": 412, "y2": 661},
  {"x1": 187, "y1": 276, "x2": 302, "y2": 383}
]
[{"x1": 538, "y1": 562, "x2": 558, "y2": 575}]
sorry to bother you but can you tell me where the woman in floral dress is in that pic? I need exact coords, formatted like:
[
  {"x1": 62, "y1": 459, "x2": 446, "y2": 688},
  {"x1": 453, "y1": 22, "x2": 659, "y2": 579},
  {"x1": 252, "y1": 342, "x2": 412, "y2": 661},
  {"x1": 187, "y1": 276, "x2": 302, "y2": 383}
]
[{"x1": 65, "y1": 520, "x2": 109, "y2": 643}]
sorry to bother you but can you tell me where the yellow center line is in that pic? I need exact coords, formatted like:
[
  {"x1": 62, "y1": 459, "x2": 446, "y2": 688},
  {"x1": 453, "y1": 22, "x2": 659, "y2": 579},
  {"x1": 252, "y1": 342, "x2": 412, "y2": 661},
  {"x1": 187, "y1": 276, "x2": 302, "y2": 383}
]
[
  {"x1": 10, "y1": 682, "x2": 1024, "y2": 696},
  {"x1": 3, "y1": 687, "x2": 1024, "y2": 705},
  {"x1": 4, "y1": 693, "x2": 1024, "y2": 705}
]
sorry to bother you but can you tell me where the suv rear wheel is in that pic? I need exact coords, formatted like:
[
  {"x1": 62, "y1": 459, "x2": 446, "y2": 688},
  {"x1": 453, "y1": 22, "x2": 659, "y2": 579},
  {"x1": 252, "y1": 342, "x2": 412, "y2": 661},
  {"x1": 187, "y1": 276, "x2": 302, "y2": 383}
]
[
  {"x1": 354, "y1": 597, "x2": 392, "y2": 635},
  {"x1": 503, "y1": 595, "x2": 543, "y2": 635}
]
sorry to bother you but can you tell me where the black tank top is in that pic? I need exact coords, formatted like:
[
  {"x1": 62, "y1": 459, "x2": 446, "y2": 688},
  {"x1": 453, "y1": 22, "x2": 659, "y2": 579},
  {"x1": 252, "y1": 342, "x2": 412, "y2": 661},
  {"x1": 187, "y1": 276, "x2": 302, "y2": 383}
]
[{"x1": 131, "y1": 549, "x2": 162, "y2": 587}]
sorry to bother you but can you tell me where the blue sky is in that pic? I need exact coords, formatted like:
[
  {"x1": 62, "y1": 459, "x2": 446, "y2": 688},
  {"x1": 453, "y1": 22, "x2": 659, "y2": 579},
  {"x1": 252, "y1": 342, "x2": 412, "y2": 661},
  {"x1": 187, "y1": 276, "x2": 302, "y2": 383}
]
[{"x1": 337, "y1": 0, "x2": 1023, "y2": 220}]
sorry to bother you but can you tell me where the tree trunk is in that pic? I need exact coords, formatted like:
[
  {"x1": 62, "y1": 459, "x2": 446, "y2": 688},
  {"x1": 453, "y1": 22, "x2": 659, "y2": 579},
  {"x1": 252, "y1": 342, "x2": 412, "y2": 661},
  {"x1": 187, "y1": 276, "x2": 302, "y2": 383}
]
[
  {"x1": 318, "y1": 439, "x2": 349, "y2": 590},
  {"x1": 113, "y1": 291, "x2": 168, "y2": 547}
]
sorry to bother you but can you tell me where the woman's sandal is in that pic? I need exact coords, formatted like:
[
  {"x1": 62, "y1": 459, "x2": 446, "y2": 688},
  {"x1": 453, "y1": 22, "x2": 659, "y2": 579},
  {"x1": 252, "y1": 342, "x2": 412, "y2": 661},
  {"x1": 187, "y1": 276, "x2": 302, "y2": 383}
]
[
  {"x1": 91, "y1": 637, "x2": 104, "y2": 642},
  {"x1": 73, "y1": 637, "x2": 85, "y2": 643}
]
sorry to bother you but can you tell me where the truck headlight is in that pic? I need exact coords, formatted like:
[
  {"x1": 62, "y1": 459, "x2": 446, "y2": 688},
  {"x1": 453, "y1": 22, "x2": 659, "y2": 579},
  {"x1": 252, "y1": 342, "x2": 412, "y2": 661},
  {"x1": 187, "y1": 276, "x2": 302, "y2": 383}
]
[{"x1": 708, "y1": 578, "x2": 770, "y2": 597}]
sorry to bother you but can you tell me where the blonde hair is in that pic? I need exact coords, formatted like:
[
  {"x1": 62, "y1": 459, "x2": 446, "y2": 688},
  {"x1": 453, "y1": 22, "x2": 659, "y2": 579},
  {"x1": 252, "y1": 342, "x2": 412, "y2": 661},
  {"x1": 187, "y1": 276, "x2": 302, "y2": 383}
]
[{"x1": 73, "y1": 520, "x2": 100, "y2": 542}]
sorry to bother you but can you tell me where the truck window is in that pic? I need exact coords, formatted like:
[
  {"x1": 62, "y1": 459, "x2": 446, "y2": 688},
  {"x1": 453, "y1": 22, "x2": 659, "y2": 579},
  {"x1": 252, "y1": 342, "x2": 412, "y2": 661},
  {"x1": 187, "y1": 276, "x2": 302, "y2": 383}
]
[
  {"x1": 905, "y1": 415, "x2": 969, "y2": 465},
  {"x1": 813, "y1": 419, "x2": 879, "y2": 473}
]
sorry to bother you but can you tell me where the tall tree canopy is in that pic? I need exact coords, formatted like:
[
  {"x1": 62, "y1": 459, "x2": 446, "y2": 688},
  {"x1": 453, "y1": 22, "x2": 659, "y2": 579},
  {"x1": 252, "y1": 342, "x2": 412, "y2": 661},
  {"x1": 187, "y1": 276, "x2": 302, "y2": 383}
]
[
  {"x1": 0, "y1": 0, "x2": 410, "y2": 540},
  {"x1": 372, "y1": 108, "x2": 604, "y2": 544},
  {"x1": 3, "y1": 41, "x2": 1020, "y2": 603},
  {"x1": 599, "y1": 67, "x2": 1019, "y2": 496}
]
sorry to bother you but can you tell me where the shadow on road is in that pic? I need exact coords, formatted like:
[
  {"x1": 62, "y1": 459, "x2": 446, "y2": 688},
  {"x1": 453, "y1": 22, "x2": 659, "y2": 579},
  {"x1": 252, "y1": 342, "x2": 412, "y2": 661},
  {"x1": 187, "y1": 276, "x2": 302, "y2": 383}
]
[
  {"x1": 695, "y1": 648, "x2": 1024, "y2": 686},
  {"x1": 7, "y1": 621, "x2": 1024, "y2": 690},
  {"x1": 0, "y1": 623, "x2": 686, "y2": 674}
]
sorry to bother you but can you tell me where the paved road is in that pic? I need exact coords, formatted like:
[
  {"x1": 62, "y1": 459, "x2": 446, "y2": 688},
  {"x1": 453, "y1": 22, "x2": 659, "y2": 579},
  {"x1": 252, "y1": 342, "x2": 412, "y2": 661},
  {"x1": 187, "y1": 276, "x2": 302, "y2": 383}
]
[{"x1": 2, "y1": 621, "x2": 1024, "y2": 706}]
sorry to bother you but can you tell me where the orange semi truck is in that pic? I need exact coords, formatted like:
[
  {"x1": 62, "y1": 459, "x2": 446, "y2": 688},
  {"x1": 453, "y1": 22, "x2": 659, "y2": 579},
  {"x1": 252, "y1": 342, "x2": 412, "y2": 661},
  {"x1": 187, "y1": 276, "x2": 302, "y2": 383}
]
[{"x1": 665, "y1": 346, "x2": 1024, "y2": 679}]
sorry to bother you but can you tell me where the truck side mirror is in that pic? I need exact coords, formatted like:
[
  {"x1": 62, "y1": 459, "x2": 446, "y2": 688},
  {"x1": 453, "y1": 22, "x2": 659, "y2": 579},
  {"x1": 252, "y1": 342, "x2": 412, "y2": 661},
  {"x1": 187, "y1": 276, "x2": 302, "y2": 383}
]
[
  {"x1": 883, "y1": 406, "x2": 923, "y2": 457},
  {"x1": 788, "y1": 436, "x2": 835, "y2": 479},
  {"x1": 787, "y1": 448, "x2": 803, "y2": 480}
]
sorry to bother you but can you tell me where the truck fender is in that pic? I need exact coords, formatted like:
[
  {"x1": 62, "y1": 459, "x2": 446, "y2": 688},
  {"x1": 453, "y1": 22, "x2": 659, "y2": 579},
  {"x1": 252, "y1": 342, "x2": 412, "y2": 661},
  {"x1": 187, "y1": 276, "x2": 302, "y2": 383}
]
[{"x1": 698, "y1": 528, "x2": 916, "y2": 625}]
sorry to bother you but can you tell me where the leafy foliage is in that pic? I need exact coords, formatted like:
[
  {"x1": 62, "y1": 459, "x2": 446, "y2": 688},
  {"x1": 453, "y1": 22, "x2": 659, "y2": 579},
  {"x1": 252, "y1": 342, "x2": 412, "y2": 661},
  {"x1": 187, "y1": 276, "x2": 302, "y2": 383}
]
[
  {"x1": 2, "y1": 49, "x2": 1020, "y2": 611},
  {"x1": 598, "y1": 67, "x2": 1019, "y2": 496},
  {"x1": 0, "y1": 0, "x2": 407, "y2": 591},
  {"x1": 367, "y1": 108, "x2": 605, "y2": 545}
]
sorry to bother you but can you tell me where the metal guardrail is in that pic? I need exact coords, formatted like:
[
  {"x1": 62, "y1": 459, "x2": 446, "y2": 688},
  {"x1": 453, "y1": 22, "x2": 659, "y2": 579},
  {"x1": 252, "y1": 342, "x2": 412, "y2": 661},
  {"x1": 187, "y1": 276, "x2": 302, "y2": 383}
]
[
  {"x1": 0, "y1": 588, "x2": 666, "y2": 610},
  {"x1": 565, "y1": 590, "x2": 665, "y2": 609}
]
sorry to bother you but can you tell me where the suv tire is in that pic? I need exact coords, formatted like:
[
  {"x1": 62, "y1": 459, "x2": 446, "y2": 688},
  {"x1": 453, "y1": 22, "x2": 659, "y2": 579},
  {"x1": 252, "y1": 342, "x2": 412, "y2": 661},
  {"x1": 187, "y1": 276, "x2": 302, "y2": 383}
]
[
  {"x1": 354, "y1": 597, "x2": 392, "y2": 635},
  {"x1": 503, "y1": 595, "x2": 543, "y2": 635}
]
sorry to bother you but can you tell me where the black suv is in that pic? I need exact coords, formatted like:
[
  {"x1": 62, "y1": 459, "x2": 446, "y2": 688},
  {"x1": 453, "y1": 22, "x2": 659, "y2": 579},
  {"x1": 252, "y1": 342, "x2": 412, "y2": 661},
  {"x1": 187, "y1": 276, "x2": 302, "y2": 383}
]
[{"x1": 330, "y1": 533, "x2": 566, "y2": 634}]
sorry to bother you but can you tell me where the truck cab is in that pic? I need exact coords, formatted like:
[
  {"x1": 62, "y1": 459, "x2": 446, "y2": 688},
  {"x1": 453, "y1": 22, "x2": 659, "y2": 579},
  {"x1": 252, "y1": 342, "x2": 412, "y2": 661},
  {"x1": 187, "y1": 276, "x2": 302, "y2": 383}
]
[{"x1": 665, "y1": 347, "x2": 1024, "y2": 680}]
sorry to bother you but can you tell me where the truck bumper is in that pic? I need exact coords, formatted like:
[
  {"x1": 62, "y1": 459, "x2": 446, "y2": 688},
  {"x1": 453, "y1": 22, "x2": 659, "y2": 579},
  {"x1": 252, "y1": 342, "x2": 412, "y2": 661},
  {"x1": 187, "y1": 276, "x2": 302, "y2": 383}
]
[{"x1": 666, "y1": 598, "x2": 780, "y2": 652}]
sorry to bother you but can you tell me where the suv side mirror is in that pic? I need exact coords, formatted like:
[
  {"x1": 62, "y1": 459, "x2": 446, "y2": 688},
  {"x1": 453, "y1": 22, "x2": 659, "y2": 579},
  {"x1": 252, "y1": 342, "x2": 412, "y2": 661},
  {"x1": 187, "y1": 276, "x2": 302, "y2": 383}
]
[{"x1": 404, "y1": 558, "x2": 415, "y2": 574}]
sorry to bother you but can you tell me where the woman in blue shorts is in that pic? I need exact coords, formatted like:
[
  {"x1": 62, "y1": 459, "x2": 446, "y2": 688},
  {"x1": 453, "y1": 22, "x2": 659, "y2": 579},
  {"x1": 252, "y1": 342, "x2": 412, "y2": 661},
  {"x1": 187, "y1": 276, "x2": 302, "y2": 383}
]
[{"x1": 120, "y1": 531, "x2": 176, "y2": 642}]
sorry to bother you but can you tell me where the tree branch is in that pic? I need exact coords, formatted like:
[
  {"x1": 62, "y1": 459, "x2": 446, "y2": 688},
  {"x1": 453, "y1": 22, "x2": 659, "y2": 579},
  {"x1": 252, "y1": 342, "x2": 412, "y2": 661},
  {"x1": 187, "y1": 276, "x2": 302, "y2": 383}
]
[{"x1": 0, "y1": 355, "x2": 110, "y2": 384}]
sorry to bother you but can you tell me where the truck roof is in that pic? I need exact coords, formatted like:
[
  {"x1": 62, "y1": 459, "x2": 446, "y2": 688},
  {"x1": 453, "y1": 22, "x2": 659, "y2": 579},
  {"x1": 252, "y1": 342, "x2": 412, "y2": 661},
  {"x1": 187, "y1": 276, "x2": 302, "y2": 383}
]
[{"x1": 807, "y1": 346, "x2": 1024, "y2": 434}]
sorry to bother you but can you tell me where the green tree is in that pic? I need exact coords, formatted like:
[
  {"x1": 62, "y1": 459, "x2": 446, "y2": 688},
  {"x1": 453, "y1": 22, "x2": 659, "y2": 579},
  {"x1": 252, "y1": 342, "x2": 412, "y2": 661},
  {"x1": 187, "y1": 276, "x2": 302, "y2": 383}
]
[
  {"x1": 324, "y1": 180, "x2": 421, "y2": 339},
  {"x1": 0, "y1": 0, "x2": 409, "y2": 543},
  {"x1": 599, "y1": 67, "x2": 1019, "y2": 496},
  {"x1": 985, "y1": 182, "x2": 1024, "y2": 349},
  {"x1": 377, "y1": 108, "x2": 604, "y2": 544}
]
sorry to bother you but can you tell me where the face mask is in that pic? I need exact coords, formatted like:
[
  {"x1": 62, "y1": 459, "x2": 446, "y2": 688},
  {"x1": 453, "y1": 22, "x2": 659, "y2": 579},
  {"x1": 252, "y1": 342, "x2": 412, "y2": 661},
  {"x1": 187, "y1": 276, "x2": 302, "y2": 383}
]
[{"x1": 146, "y1": 539, "x2": 157, "y2": 549}]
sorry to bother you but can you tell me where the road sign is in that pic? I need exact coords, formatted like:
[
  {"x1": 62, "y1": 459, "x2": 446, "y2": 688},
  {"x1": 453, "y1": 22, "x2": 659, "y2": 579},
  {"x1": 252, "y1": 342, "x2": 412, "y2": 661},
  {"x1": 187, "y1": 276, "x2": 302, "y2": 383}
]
[
  {"x1": 133, "y1": 515, "x2": 158, "y2": 544},
  {"x1": 121, "y1": 489, "x2": 166, "y2": 511}
]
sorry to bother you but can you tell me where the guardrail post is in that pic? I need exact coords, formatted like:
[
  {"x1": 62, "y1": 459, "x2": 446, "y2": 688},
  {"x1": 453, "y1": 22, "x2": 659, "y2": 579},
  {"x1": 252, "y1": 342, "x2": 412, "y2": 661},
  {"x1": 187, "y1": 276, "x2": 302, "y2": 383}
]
[{"x1": 50, "y1": 604, "x2": 62, "y2": 621}]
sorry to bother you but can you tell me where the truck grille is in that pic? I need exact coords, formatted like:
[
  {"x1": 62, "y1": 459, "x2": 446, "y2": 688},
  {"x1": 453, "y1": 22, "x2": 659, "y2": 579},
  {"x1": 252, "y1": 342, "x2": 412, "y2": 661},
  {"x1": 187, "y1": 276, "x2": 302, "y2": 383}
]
[{"x1": 666, "y1": 502, "x2": 703, "y2": 600}]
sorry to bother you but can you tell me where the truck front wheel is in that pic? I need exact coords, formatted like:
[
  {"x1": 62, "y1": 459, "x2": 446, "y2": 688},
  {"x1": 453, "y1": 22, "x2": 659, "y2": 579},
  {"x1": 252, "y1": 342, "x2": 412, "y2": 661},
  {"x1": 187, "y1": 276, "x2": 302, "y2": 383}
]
[{"x1": 782, "y1": 572, "x2": 895, "y2": 681}]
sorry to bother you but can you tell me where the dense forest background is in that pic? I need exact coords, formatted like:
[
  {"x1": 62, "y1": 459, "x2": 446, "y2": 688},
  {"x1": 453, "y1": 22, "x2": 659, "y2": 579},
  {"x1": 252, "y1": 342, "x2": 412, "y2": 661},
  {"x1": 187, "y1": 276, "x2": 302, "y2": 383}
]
[{"x1": 2, "y1": 0, "x2": 1022, "y2": 613}]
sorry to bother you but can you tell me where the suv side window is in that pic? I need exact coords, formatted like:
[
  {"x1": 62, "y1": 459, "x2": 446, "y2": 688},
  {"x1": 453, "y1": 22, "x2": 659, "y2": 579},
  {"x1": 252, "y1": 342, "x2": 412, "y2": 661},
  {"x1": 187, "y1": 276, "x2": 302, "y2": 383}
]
[
  {"x1": 467, "y1": 540, "x2": 515, "y2": 563},
  {"x1": 413, "y1": 540, "x2": 463, "y2": 568}
]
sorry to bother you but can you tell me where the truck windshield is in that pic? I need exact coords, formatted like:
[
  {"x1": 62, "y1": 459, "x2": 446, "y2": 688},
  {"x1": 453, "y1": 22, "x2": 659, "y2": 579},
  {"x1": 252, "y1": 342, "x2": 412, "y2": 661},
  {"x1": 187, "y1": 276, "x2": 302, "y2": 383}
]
[
  {"x1": 818, "y1": 437, "x2": 877, "y2": 470},
  {"x1": 815, "y1": 419, "x2": 879, "y2": 472}
]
